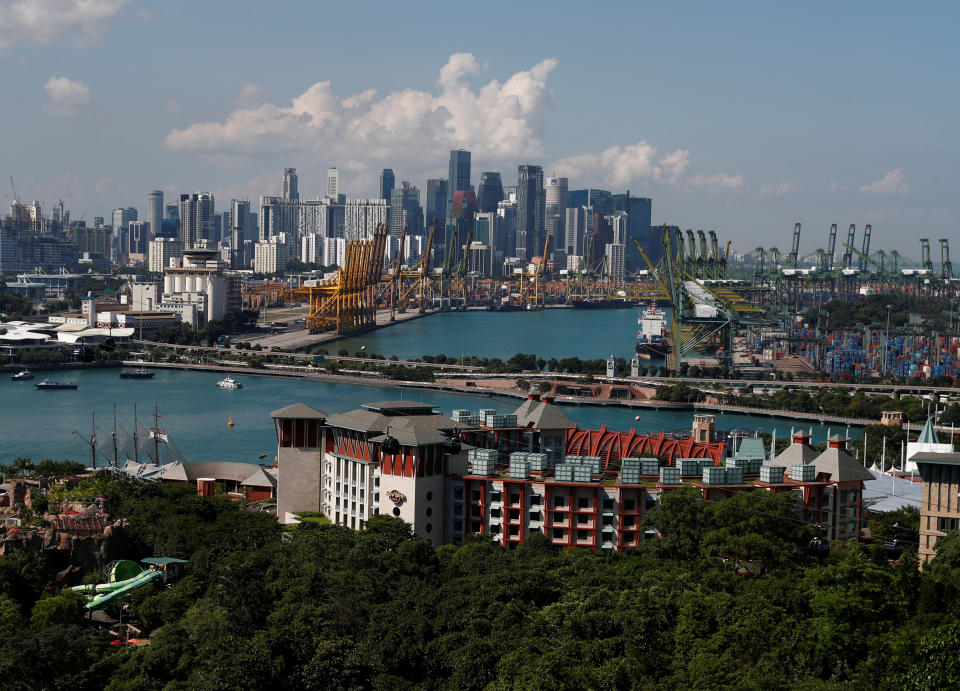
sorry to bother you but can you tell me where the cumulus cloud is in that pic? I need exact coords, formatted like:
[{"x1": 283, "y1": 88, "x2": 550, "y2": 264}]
[
  {"x1": 828, "y1": 181, "x2": 847, "y2": 192},
  {"x1": 758, "y1": 181, "x2": 793, "y2": 197},
  {"x1": 551, "y1": 142, "x2": 690, "y2": 188},
  {"x1": 165, "y1": 53, "x2": 560, "y2": 174},
  {"x1": 689, "y1": 173, "x2": 745, "y2": 189},
  {"x1": 44, "y1": 76, "x2": 91, "y2": 104},
  {"x1": 0, "y1": 0, "x2": 129, "y2": 50},
  {"x1": 858, "y1": 168, "x2": 910, "y2": 194}
]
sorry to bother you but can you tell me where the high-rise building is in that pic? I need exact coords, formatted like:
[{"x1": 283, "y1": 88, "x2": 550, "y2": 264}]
[
  {"x1": 516, "y1": 164, "x2": 544, "y2": 260},
  {"x1": 447, "y1": 150, "x2": 471, "y2": 195},
  {"x1": 111, "y1": 207, "x2": 137, "y2": 261},
  {"x1": 326, "y1": 167, "x2": 339, "y2": 200},
  {"x1": 379, "y1": 169, "x2": 395, "y2": 203},
  {"x1": 127, "y1": 220, "x2": 150, "y2": 260},
  {"x1": 611, "y1": 193, "x2": 654, "y2": 268},
  {"x1": 282, "y1": 168, "x2": 299, "y2": 201},
  {"x1": 147, "y1": 190, "x2": 163, "y2": 240},
  {"x1": 259, "y1": 196, "x2": 299, "y2": 243},
  {"x1": 390, "y1": 182, "x2": 424, "y2": 238},
  {"x1": 495, "y1": 194, "x2": 517, "y2": 263},
  {"x1": 564, "y1": 206, "x2": 587, "y2": 257},
  {"x1": 544, "y1": 174, "x2": 568, "y2": 261},
  {"x1": 231, "y1": 200, "x2": 251, "y2": 268},
  {"x1": 476, "y1": 172, "x2": 504, "y2": 213},
  {"x1": 179, "y1": 193, "x2": 215, "y2": 247},
  {"x1": 165, "y1": 202, "x2": 179, "y2": 220},
  {"x1": 426, "y1": 178, "x2": 447, "y2": 236}
]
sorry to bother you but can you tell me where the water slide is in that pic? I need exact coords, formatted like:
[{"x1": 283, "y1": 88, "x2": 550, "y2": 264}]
[{"x1": 70, "y1": 559, "x2": 164, "y2": 611}]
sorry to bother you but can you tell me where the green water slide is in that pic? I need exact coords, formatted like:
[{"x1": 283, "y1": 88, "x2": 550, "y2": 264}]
[{"x1": 70, "y1": 558, "x2": 186, "y2": 611}]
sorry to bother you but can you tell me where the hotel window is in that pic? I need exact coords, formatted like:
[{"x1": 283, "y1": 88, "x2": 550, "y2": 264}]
[
  {"x1": 508, "y1": 526, "x2": 519, "y2": 537},
  {"x1": 623, "y1": 516, "x2": 636, "y2": 528},
  {"x1": 454, "y1": 486, "x2": 464, "y2": 500},
  {"x1": 472, "y1": 489, "x2": 481, "y2": 501},
  {"x1": 552, "y1": 529, "x2": 564, "y2": 540},
  {"x1": 577, "y1": 530, "x2": 589, "y2": 541},
  {"x1": 453, "y1": 505, "x2": 463, "y2": 516},
  {"x1": 553, "y1": 496, "x2": 565, "y2": 508},
  {"x1": 508, "y1": 509, "x2": 520, "y2": 521},
  {"x1": 938, "y1": 517, "x2": 959, "y2": 532},
  {"x1": 552, "y1": 512, "x2": 565, "y2": 523},
  {"x1": 529, "y1": 494, "x2": 542, "y2": 506},
  {"x1": 453, "y1": 519, "x2": 463, "y2": 533},
  {"x1": 509, "y1": 493, "x2": 520, "y2": 505},
  {"x1": 577, "y1": 514, "x2": 589, "y2": 526},
  {"x1": 602, "y1": 516, "x2": 614, "y2": 527},
  {"x1": 529, "y1": 510, "x2": 541, "y2": 522},
  {"x1": 623, "y1": 498, "x2": 636, "y2": 511},
  {"x1": 603, "y1": 497, "x2": 614, "y2": 511},
  {"x1": 578, "y1": 496, "x2": 589, "y2": 509}
]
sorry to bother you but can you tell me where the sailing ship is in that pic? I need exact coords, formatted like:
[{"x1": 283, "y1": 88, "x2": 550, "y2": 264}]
[{"x1": 88, "y1": 405, "x2": 186, "y2": 468}]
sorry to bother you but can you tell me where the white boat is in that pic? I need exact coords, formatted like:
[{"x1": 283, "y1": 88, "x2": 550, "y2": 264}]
[{"x1": 216, "y1": 376, "x2": 243, "y2": 390}]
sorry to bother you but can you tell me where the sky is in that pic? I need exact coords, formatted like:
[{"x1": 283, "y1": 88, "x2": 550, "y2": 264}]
[{"x1": 1, "y1": 0, "x2": 957, "y2": 258}]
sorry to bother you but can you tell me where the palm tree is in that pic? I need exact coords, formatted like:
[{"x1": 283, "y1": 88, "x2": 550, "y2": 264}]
[{"x1": 13, "y1": 457, "x2": 34, "y2": 477}]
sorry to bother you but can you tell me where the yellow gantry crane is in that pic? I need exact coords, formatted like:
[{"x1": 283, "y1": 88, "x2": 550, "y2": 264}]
[
  {"x1": 517, "y1": 234, "x2": 552, "y2": 308},
  {"x1": 285, "y1": 223, "x2": 389, "y2": 334},
  {"x1": 394, "y1": 226, "x2": 437, "y2": 315}
]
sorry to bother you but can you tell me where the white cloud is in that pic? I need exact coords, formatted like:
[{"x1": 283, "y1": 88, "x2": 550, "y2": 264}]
[
  {"x1": 236, "y1": 82, "x2": 271, "y2": 107},
  {"x1": 0, "y1": 0, "x2": 129, "y2": 50},
  {"x1": 689, "y1": 173, "x2": 745, "y2": 189},
  {"x1": 551, "y1": 142, "x2": 690, "y2": 188},
  {"x1": 828, "y1": 181, "x2": 847, "y2": 192},
  {"x1": 858, "y1": 168, "x2": 910, "y2": 194},
  {"x1": 44, "y1": 76, "x2": 91, "y2": 104},
  {"x1": 165, "y1": 53, "x2": 560, "y2": 176},
  {"x1": 758, "y1": 181, "x2": 793, "y2": 197}
]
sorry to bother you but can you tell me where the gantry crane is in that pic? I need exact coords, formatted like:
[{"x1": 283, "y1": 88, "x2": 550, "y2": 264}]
[
  {"x1": 394, "y1": 226, "x2": 436, "y2": 314},
  {"x1": 941, "y1": 239, "x2": 953, "y2": 280},
  {"x1": 517, "y1": 234, "x2": 552, "y2": 308},
  {"x1": 788, "y1": 223, "x2": 801, "y2": 268}
]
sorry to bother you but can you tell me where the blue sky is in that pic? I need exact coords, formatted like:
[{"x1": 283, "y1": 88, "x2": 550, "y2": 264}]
[{"x1": 1, "y1": 0, "x2": 957, "y2": 257}]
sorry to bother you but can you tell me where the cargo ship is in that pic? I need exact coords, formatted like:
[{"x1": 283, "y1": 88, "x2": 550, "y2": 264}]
[
  {"x1": 569, "y1": 298, "x2": 633, "y2": 309},
  {"x1": 636, "y1": 306, "x2": 670, "y2": 360}
]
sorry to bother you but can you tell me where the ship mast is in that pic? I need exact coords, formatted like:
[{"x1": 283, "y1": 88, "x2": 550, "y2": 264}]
[
  {"x1": 112, "y1": 403, "x2": 119, "y2": 468},
  {"x1": 133, "y1": 404, "x2": 139, "y2": 464},
  {"x1": 90, "y1": 412, "x2": 97, "y2": 469}
]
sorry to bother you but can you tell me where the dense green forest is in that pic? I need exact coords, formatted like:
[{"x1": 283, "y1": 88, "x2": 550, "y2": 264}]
[{"x1": 2, "y1": 475, "x2": 959, "y2": 689}]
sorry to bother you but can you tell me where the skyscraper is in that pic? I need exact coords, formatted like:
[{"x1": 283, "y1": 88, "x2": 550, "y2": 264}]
[
  {"x1": 611, "y1": 193, "x2": 653, "y2": 268},
  {"x1": 179, "y1": 193, "x2": 215, "y2": 247},
  {"x1": 147, "y1": 190, "x2": 163, "y2": 240},
  {"x1": 379, "y1": 169, "x2": 395, "y2": 203},
  {"x1": 112, "y1": 207, "x2": 137, "y2": 261},
  {"x1": 282, "y1": 168, "x2": 299, "y2": 201},
  {"x1": 426, "y1": 179, "x2": 447, "y2": 235},
  {"x1": 516, "y1": 164, "x2": 544, "y2": 260},
  {"x1": 390, "y1": 182, "x2": 424, "y2": 237},
  {"x1": 544, "y1": 174, "x2": 568, "y2": 261},
  {"x1": 231, "y1": 199, "x2": 250, "y2": 268},
  {"x1": 447, "y1": 150, "x2": 471, "y2": 195},
  {"x1": 476, "y1": 172, "x2": 504, "y2": 213},
  {"x1": 326, "y1": 167, "x2": 339, "y2": 200},
  {"x1": 565, "y1": 206, "x2": 587, "y2": 257}
]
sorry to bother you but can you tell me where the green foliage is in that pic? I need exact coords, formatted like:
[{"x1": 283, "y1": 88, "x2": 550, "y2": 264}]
[{"x1": 30, "y1": 589, "x2": 86, "y2": 628}]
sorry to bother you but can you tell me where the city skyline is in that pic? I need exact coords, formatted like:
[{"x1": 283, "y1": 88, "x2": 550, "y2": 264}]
[{"x1": 1, "y1": 1, "x2": 956, "y2": 254}]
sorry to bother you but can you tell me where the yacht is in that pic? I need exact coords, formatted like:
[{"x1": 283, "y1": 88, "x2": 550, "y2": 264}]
[
  {"x1": 10, "y1": 370, "x2": 34, "y2": 381},
  {"x1": 216, "y1": 376, "x2": 243, "y2": 390},
  {"x1": 35, "y1": 378, "x2": 78, "y2": 390},
  {"x1": 120, "y1": 368, "x2": 156, "y2": 379}
]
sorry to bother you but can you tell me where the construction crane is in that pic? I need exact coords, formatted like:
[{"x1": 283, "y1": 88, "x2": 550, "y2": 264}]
[
  {"x1": 859, "y1": 224, "x2": 872, "y2": 271},
  {"x1": 941, "y1": 239, "x2": 953, "y2": 280},
  {"x1": 388, "y1": 225, "x2": 407, "y2": 321},
  {"x1": 788, "y1": 223, "x2": 801, "y2": 268},
  {"x1": 284, "y1": 224, "x2": 389, "y2": 334},
  {"x1": 920, "y1": 238, "x2": 933, "y2": 272},
  {"x1": 841, "y1": 224, "x2": 856, "y2": 269}
]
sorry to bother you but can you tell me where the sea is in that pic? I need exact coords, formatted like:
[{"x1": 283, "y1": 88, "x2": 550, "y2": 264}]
[{"x1": 1, "y1": 309, "x2": 858, "y2": 465}]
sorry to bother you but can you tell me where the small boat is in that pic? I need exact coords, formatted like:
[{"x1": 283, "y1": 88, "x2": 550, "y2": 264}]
[
  {"x1": 216, "y1": 376, "x2": 243, "y2": 390},
  {"x1": 35, "y1": 378, "x2": 78, "y2": 390},
  {"x1": 10, "y1": 370, "x2": 34, "y2": 381},
  {"x1": 119, "y1": 369, "x2": 156, "y2": 379}
]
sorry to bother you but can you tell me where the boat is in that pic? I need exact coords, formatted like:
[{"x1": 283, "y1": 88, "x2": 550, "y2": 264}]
[
  {"x1": 216, "y1": 376, "x2": 243, "y2": 390},
  {"x1": 569, "y1": 298, "x2": 633, "y2": 309},
  {"x1": 35, "y1": 378, "x2": 78, "y2": 390},
  {"x1": 119, "y1": 368, "x2": 156, "y2": 379},
  {"x1": 10, "y1": 370, "x2": 34, "y2": 381},
  {"x1": 636, "y1": 306, "x2": 671, "y2": 360}
]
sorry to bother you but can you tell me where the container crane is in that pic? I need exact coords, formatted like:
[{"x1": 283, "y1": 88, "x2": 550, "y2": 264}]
[
  {"x1": 788, "y1": 223, "x2": 801, "y2": 268},
  {"x1": 859, "y1": 224, "x2": 872, "y2": 272},
  {"x1": 920, "y1": 238, "x2": 933, "y2": 272},
  {"x1": 841, "y1": 224, "x2": 856, "y2": 269},
  {"x1": 825, "y1": 224, "x2": 838, "y2": 271},
  {"x1": 940, "y1": 239, "x2": 953, "y2": 280}
]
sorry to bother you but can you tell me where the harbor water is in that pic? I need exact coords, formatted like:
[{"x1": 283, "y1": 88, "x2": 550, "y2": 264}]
[{"x1": 2, "y1": 367, "x2": 858, "y2": 465}]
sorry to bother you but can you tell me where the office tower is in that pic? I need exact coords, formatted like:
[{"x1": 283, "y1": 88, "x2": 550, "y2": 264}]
[
  {"x1": 448, "y1": 150, "x2": 471, "y2": 194},
  {"x1": 476, "y1": 172, "x2": 504, "y2": 212},
  {"x1": 147, "y1": 190, "x2": 163, "y2": 240},
  {"x1": 426, "y1": 178, "x2": 447, "y2": 235},
  {"x1": 568, "y1": 188, "x2": 612, "y2": 210},
  {"x1": 379, "y1": 169, "x2": 395, "y2": 203},
  {"x1": 179, "y1": 193, "x2": 215, "y2": 247},
  {"x1": 516, "y1": 164, "x2": 544, "y2": 260},
  {"x1": 231, "y1": 199, "x2": 250, "y2": 267},
  {"x1": 127, "y1": 220, "x2": 149, "y2": 259},
  {"x1": 605, "y1": 241, "x2": 626, "y2": 279},
  {"x1": 544, "y1": 174, "x2": 568, "y2": 261},
  {"x1": 445, "y1": 189, "x2": 476, "y2": 265},
  {"x1": 326, "y1": 167, "x2": 339, "y2": 200},
  {"x1": 165, "y1": 202, "x2": 179, "y2": 220},
  {"x1": 565, "y1": 206, "x2": 587, "y2": 257},
  {"x1": 611, "y1": 193, "x2": 654, "y2": 268},
  {"x1": 282, "y1": 168, "x2": 299, "y2": 201},
  {"x1": 390, "y1": 182, "x2": 424, "y2": 238},
  {"x1": 111, "y1": 207, "x2": 137, "y2": 261}
]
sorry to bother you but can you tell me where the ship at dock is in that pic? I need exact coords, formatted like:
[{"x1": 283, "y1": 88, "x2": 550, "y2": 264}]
[{"x1": 636, "y1": 305, "x2": 671, "y2": 360}]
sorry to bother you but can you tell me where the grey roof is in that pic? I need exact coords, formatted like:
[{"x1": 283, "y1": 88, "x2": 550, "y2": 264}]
[
  {"x1": 270, "y1": 402, "x2": 328, "y2": 419},
  {"x1": 327, "y1": 404, "x2": 460, "y2": 447},
  {"x1": 362, "y1": 400, "x2": 438, "y2": 414},
  {"x1": 769, "y1": 441, "x2": 819, "y2": 468},
  {"x1": 241, "y1": 466, "x2": 278, "y2": 488},
  {"x1": 863, "y1": 469, "x2": 922, "y2": 513},
  {"x1": 514, "y1": 398, "x2": 575, "y2": 430},
  {"x1": 910, "y1": 451, "x2": 960, "y2": 465},
  {"x1": 811, "y1": 447, "x2": 875, "y2": 482},
  {"x1": 734, "y1": 438, "x2": 767, "y2": 461},
  {"x1": 161, "y1": 461, "x2": 266, "y2": 483}
]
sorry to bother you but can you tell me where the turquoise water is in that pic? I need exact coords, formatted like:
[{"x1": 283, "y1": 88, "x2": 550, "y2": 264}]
[
  {"x1": 331, "y1": 308, "x2": 644, "y2": 362},
  {"x1": 1, "y1": 367, "x2": 856, "y2": 465}
]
